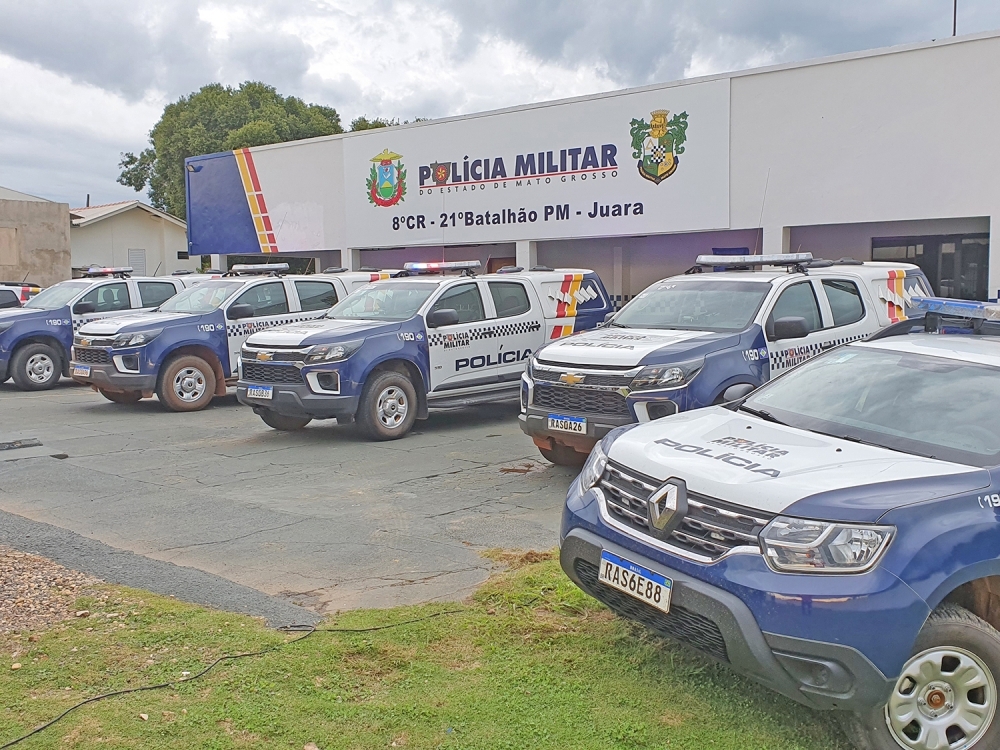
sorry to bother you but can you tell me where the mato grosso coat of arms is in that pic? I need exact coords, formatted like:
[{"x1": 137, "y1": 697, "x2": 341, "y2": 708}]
[
  {"x1": 630, "y1": 109, "x2": 689, "y2": 184},
  {"x1": 367, "y1": 148, "x2": 406, "y2": 207}
]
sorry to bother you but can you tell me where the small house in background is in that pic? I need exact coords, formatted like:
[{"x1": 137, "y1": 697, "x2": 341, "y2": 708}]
[
  {"x1": 70, "y1": 200, "x2": 199, "y2": 277},
  {"x1": 0, "y1": 185, "x2": 71, "y2": 288}
]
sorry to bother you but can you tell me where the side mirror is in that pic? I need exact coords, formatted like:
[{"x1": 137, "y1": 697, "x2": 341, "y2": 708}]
[
  {"x1": 722, "y1": 383, "x2": 755, "y2": 404},
  {"x1": 227, "y1": 303, "x2": 254, "y2": 320},
  {"x1": 601, "y1": 311, "x2": 616, "y2": 326},
  {"x1": 73, "y1": 301, "x2": 97, "y2": 315},
  {"x1": 426, "y1": 308, "x2": 459, "y2": 328},
  {"x1": 769, "y1": 316, "x2": 810, "y2": 341}
]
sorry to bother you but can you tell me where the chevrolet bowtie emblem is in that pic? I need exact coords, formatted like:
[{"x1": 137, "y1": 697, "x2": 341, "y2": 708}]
[
  {"x1": 79, "y1": 339, "x2": 91, "y2": 347},
  {"x1": 559, "y1": 372, "x2": 585, "y2": 385},
  {"x1": 256, "y1": 351, "x2": 274, "y2": 362}
]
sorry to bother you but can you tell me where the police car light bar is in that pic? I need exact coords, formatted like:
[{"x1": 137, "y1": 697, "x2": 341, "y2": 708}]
[
  {"x1": 231, "y1": 263, "x2": 290, "y2": 274},
  {"x1": 82, "y1": 266, "x2": 133, "y2": 277},
  {"x1": 695, "y1": 253, "x2": 814, "y2": 268},
  {"x1": 913, "y1": 297, "x2": 1000, "y2": 321},
  {"x1": 402, "y1": 260, "x2": 482, "y2": 272}
]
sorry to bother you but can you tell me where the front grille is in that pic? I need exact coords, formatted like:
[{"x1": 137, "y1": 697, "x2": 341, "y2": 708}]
[
  {"x1": 74, "y1": 348, "x2": 111, "y2": 364},
  {"x1": 532, "y1": 368, "x2": 634, "y2": 388},
  {"x1": 242, "y1": 349, "x2": 307, "y2": 363},
  {"x1": 74, "y1": 336, "x2": 115, "y2": 347},
  {"x1": 600, "y1": 460, "x2": 772, "y2": 561},
  {"x1": 241, "y1": 361, "x2": 303, "y2": 385},
  {"x1": 574, "y1": 559, "x2": 728, "y2": 662},
  {"x1": 532, "y1": 384, "x2": 630, "y2": 417}
]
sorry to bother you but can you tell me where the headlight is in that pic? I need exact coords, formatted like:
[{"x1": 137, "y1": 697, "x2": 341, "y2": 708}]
[
  {"x1": 630, "y1": 358, "x2": 704, "y2": 391},
  {"x1": 112, "y1": 328, "x2": 162, "y2": 348},
  {"x1": 579, "y1": 443, "x2": 608, "y2": 491},
  {"x1": 304, "y1": 340, "x2": 363, "y2": 363},
  {"x1": 761, "y1": 517, "x2": 894, "y2": 574}
]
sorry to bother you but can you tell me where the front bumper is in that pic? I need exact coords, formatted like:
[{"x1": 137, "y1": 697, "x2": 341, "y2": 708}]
[
  {"x1": 237, "y1": 380, "x2": 360, "y2": 420},
  {"x1": 70, "y1": 360, "x2": 157, "y2": 392}
]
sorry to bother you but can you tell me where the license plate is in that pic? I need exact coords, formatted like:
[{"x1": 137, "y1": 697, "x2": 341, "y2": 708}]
[
  {"x1": 72, "y1": 365, "x2": 91, "y2": 377},
  {"x1": 547, "y1": 413, "x2": 586, "y2": 434},
  {"x1": 598, "y1": 550, "x2": 672, "y2": 614},
  {"x1": 247, "y1": 385, "x2": 273, "y2": 400}
]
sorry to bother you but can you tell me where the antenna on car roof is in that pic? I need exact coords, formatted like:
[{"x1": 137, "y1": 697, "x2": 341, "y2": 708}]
[{"x1": 751, "y1": 167, "x2": 771, "y2": 256}]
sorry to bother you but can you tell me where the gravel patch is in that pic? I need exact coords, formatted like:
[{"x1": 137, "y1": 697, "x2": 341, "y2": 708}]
[{"x1": 0, "y1": 545, "x2": 100, "y2": 635}]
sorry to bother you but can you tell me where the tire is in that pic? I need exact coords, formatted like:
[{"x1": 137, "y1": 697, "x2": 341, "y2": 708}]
[
  {"x1": 357, "y1": 370, "x2": 417, "y2": 441},
  {"x1": 843, "y1": 604, "x2": 1000, "y2": 750},
  {"x1": 539, "y1": 443, "x2": 588, "y2": 467},
  {"x1": 156, "y1": 355, "x2": 216, "y2": 412},
  {"x1": 258, "y1": 410, "x2": 311, "y2": 431},
  {"x1": 99, "y1": 389, "x2": 142, "y2": 404},
  {"x1": 10, "y1": 342, "x2": 61, "y2": 391}
]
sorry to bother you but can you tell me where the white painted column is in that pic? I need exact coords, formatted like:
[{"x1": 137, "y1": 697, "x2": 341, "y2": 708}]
[
  {"x1": 515, "y1": 240, "x2": 537, "y2": 270},
  {"x1": 762, "y1": 226, "x2": 791, "y2": 255},
  {"x1": 341, "y1": 247, "x2": 362, "y2": 271},
  {"x1": 989, "y1": 216, "x2": 1000, "y2": 302},
  {"x1": 209, "y1": 254, "x2": 226, "y2": 271}
]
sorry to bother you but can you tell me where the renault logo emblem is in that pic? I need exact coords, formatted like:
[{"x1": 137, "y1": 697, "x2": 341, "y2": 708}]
[
  {"x1": 647, "y1": 478, "x2": 687, "y2": 538},
  {"x1": 559, "y1": 372, "x2": 585, "y2": 385},
  {"x1": 256, "y1": 351, "x2": 274, "y2": 362}
]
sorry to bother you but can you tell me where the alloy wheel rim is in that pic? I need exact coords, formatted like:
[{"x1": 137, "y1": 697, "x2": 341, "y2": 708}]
[
  {"x1": 376, "y1": 386, "x2": 408, "y2": 428},
  {"x1": 885, "y1": 645, "x2": 996, "y2": 750},
  {"x1": 26, "y1": 353, "x2": 55, "y2": 384},
  {"x1": 173, "y1": 367, "x2": 207, "y2": 402}
]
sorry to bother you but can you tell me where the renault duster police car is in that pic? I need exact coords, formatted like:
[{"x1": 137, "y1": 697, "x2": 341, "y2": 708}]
[
  {"x1": 70, "y1": 264, "x2": 391, "y2": 410},
  {"x1": 561, "y1": 297, "x2": 1000, "y2": 750},
  {"x1": 521, "y1": 253, "x2": 932, "y2": 465},
  {"x1": 237, "y1": 261, "x2": 612, "y2": 439},
  {"x1": 0, "y1": 268, "x2": 189, "y2": 391}
]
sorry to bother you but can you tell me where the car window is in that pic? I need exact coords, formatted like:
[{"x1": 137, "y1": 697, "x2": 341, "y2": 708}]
[
  {"x1": 295, "y1": 281, "x2": 338, "y2": 312},
  {"x1": 768, "y1": 282, "x2": 822, "y2": 334},
  {"x1": 138, "y1": 282, "x2": 178, "y2": 308},
  {"x1": 822, "y1": 279, "x2": 865, "y2": 327},
  {"x1": 488, "y1": 282, "x2": 531, "y2": 318},
  {"x1": 0, "y1": 289, "x2": 18, "y2": 307},
  {"x1": 430, "y1": 283, "x2": 485, "y2": 324},
  {"x1": 80, "y1": 282, "x2": 130, "y2": 312},
  {"x1": 232, "y1": 282, "x2": 289, "y2": 317}
]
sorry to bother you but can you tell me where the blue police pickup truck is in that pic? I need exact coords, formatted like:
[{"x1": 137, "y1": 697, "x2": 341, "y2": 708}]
[
  {"x1": 70, "y1": 264, "x2": 391, "y2": 410},
  {"x1": 520, "y1": 253, "x2": 933, "y2": 465},
  {"x1": 237, "y1": 261, "x2": 612, "y2": 439},
  {"x1": 0, "y1": 268, "x2": 189, "y2": 391},
  {"x1": 561, "y1": 297, "x2": 1000, "y2": 750}
]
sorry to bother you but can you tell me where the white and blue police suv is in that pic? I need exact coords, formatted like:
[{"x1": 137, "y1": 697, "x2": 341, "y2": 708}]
[
  {"x1": 0, "y1": 268, "x2": 190, "y2": 391},
  {"x1": 236, "y1": 261, "x2": 612, "y2": 439},
  {"x1": 520, "y1": 253, "x2": 933, "y2": 465},
  {"x1": 70, "y1": 264, "x2": 390, "y2": 411},
  {"x1": 561, "y1": 297, "x2": 1000, "y2": 750}
]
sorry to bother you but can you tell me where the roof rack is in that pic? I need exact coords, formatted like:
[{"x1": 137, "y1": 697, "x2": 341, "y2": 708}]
[
  {"x1": 82, "y1": 266, "x2": 133, "y2": 278},
  {"x1": 694, "y1": 253, "x2": 814, "y2": 273},
  {"x1": 323, "y1": 267, "x2": 347, "y2": 273},
  {"x1": 806, "y1": 257, "x2": 864, "y2": 268},
  {"x1": 226, "y1": 263, "x2": 290, "y2": 277},
  {"x1": 529, "y1": 265, "x2": 554, "y2": 272},
  {"x1": 402, "y1": 260, "x2": 481, "y2": 277},
  {"x1": 171, "y1": 269, "x2": 194, "y2": 275},
  {"x1": 497, "y1": 266, "x2": 523, "y2": 274}
]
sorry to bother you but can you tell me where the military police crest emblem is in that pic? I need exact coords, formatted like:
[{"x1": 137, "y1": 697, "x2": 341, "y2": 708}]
[
  {"x1": 630, "y1": 109, "x2": 689, "y2": 184},
  {"x1": 367, "y1": 148, "x2": 406, "y2": 207}
]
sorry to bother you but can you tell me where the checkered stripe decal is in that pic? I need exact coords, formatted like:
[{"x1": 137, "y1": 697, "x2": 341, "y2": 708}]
[
  {"x1": 427, "y1": 320, "x2": 541, "y2": 347},
  {"x1": 226, "y1": 312, "x2": 325, "y2": 337},
  {"x1": 769, "y1": 332, "x2": 868, "y2": 371},
  {"x1": 611, "y1": 294, "x2": 635, "y2": 311}
]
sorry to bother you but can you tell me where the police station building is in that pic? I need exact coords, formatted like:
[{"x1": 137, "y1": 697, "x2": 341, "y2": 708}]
[{"x1": 186, "y1": 30, "x2": 1000, "y2": 304}]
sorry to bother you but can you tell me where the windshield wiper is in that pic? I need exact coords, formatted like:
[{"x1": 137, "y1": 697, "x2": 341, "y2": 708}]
[
  {"x1": 738, "y1": 405, "x2": 786, "y2": 425},
  {"x1": 816, "y1": 431, "x2": 938, "y2": 460}
]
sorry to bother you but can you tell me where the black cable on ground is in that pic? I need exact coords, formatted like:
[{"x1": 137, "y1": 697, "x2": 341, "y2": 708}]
[{"x1": 2, "y1": 609, "x2": 461, "y2": 749}]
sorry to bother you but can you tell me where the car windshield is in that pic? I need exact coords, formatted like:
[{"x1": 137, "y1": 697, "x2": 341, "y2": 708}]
[
  {"x1": 744, "y1": 343, "x2": 1000, "y2": 467},
  {"x1": 157, "y1": 280, "x2": 244, "y2": 313},
  {"x1": 327, "y1": 282, "x2": 435, "y2": 321},
  {"x1": 22, "y1": 281, "x2": 92, "y2": 310},
  {"x1": 611, "y1": 279, "x2": 771, "y2": 332}
]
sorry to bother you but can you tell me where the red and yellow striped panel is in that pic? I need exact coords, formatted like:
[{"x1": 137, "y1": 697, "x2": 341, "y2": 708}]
[
  {"x1": 887, "y1": 269, "x2": 906, "y2": 323},
  {"x1": 550, "y1": 322, "x2": 575, "y2": 339},
  {"x1": 555, "y1": 273, "x2": 585, "y2": 318},
  {"x1": 369, "y1": 272, "x2": 391, "y2": 282},
  {"x1": 234, "y1": 148, "x2": 279, "y2": 254}
]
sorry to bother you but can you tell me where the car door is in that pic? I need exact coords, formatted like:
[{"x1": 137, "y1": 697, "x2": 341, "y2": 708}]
[
  {"x1": 425, "y1": 281, "x2": 497, "y2": 392},
  {"x1": 137, "y1": 280, "x2": 181, "y2": 309},
  {"x1": 224, "y1": 280, "x2": 293, "y2": 375},
  {"x1": 815, "y1": 276, "x2": 873, "y2": 349},
  {"x1": 293, "y1": 279, "x2": 339, "y2": 314},
  {"x1": 72, "y1": 280, "x2": 133, "y2": 333},
  {"x1": 763, "y1": 279, "x2": 835, "y2": 378},
  {"x1": 487, "y1": 280, "x2": 542, "y2": 384}
]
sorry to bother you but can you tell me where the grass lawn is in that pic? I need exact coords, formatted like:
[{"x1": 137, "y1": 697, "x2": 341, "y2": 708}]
[{"x1": 1, "y1": 551, "x2": 851, "y2": 750}]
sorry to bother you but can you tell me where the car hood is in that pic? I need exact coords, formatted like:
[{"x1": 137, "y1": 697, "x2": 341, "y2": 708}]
[
  {"x1": 607, "y1": 407, "x2": 988, "y2": 522},
  {"x1": 0, "y1": 307, "x2": 53, "y2": 323},
  {"x1": 77, "y1": 311, "x2": 198, "y2": 335},
  {"x1": 245, "y1": 317, "x2": 402, "y2": 347},
  {"x1": 538, "y1": 327, "x2": 725, "y2": 367}
]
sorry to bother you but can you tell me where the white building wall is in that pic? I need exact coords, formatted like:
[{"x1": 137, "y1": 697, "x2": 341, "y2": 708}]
[{"x1": 71, "y1": 208, "x2": 199, "y2": 276}]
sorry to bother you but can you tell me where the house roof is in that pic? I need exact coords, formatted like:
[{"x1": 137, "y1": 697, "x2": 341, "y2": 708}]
[
  {"x1": 0, "y1": 185, "x2": 51, "y2": 202},
  {"x1": 69, "y1": 200, "x2": 186, "y2": 229}
]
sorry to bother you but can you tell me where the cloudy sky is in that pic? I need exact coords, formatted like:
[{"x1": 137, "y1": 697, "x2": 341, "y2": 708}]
[{"x1": 1, "y1": 0, "x2": 998, "y2": 210}]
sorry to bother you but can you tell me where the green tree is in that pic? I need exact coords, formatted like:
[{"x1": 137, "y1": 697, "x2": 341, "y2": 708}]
[
  {"x1": 349, "y1": 115, "x2": 399, "y2": 131},
  {"x1": 118, "y1": 81, "x2": 344, "y2": 218}
]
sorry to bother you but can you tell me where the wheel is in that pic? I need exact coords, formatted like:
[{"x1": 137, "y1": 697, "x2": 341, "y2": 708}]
[
  {"x1": 844, "y1": 604, "x2": 1000, "y2": 750},
  {"x1": 156, "y1": 355, "x2": 216, "y2": 412},
  {"x1": 258, "y1": 410, "x2": 311, "y2": 431},
  {"x1": 10, "y1": 343, "x2": 61, "y2": 390},
  {"x1": 99, "y1": 389, "x2": 142, "y2": 404},
  {"x1": 357, "y1": 371, "x2": 417, "y2": 440},
  {"x1": 538, "y1": 443, "x2": 588, "y2": 467}
]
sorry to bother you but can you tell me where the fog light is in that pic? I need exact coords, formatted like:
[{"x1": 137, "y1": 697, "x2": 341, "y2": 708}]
[
  {"x1": 317, "y1": 372, "x2": 340, "y2": 392},
  {"x1": 646, "y1": 401, "x2": 678, "y2": 420}
]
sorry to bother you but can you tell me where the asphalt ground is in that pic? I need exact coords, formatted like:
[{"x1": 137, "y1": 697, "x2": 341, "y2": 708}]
[{"x1": 0, "y1": 379, "x2": 578, "y2": 623}]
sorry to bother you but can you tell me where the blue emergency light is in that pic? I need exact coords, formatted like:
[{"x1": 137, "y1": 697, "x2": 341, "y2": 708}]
[
  {"x1": 913, "y1": 297, "x2": 1000, "y2": 321},
  {"x1": 82, "y1": 266, "x2": 133, "y2": 278},
  {"x1": 403, "y1": 260, "x2": 481, "y2": 272},
  {"x1": 230, "y1": 263, "x2": 290, "y2": 275},
  {"x1": 694, "y1": 253, "x2": 813, "y2": 268}
]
